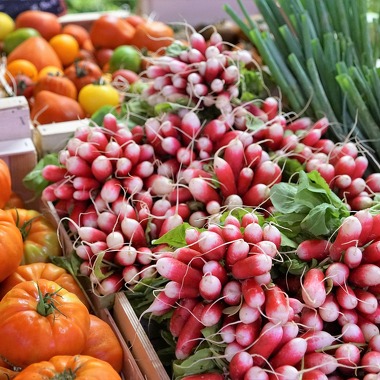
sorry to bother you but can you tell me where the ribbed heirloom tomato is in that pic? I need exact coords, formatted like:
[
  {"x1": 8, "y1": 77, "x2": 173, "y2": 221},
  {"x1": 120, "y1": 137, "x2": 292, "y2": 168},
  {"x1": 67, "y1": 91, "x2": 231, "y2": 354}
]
[
  {"x1": 13, "y1": 355, "x2": 122, "y2": 380},
  {"x1": 0, "y1": 158, "x2": 12, "y2": 208},
  {"x1": 5, "y1": 208, "x2": 62, "y2": 264},
  {"x1": 0, "y1": 262, "x2": 90, "y2": 309},
  {"x1": 0, "y1": 279, "x2": 91, "y2": 368},
  {"x1": 0, "y1": 209, "x2": 23, "y2": 282}
]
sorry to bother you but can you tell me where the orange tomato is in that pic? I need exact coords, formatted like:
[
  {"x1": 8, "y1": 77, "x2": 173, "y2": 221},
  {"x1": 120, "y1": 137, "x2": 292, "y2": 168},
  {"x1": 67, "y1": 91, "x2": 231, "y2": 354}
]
[
  {"x1": 6, "y1": 59, "x2": 38, "y2": 81},
  {"x1": 37, "y1": 65, "x2": 64, "y2": 79},
  {"x1": 61, "y1": 24, "x2": 90, "y2": 48},
  {"x1": 49, "y1": 34, "x2": 80, "y2": 67},
  {"x1": 132, "y1": 21, "x2": 174, "y2": 52}
]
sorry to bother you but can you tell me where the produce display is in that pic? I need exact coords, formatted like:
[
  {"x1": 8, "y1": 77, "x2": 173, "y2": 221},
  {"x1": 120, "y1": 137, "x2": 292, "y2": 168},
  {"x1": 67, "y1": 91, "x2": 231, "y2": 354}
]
[{"x1": 0, "y1": 1, "x2": 380, "y2": 380}]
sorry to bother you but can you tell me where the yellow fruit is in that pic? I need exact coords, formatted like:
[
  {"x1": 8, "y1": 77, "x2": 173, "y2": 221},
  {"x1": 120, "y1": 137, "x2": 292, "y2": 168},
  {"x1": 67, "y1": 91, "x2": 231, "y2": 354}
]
[
  {"x1": 0, "y1": 12, "x2": 15, "y2": 41},
  {"x1": 49, "y1": 34, "x2": 79, "y2": 67}
]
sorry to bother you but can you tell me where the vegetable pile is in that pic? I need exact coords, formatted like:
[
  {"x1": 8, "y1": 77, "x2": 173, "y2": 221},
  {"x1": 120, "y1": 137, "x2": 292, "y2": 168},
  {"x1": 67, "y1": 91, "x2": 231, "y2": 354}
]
[
  {"x1": 34, "y1": 22, "x2": 380, "y2": 380},
  {"x1": 0, "y1": 159, "x2": 124, "y2": 379},
  {"x1": 225, "y1": 0, "x2": 380, "y2": 166}
]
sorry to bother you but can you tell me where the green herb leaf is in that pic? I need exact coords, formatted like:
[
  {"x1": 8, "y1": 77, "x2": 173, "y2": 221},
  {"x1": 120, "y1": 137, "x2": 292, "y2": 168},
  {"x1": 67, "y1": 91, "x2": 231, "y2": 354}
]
[
  {"x1": 152, "y1": 223, "x2": 194, "y2": 248},
  {"x1": 173, "y1": 348, "x2": 217, "y2": 378},
  {"x1": 22, "y1": 153, "x2": 60, "y2": 196}
]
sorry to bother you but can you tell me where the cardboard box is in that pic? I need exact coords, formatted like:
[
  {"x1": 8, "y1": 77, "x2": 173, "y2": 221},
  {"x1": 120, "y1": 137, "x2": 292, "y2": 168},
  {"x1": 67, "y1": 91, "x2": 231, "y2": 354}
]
[
  {"x1": 33, "y1": 118, "x2": 91, "y2": 156},
  {"x1": 0, "y1": 137, "x2": 38, "y2": 209},
  {"x1": 0, "y1": 96, "x2": 32, "y2": 140},
  {"x1": 113, "y1": 293, "x2": 170, "y2": 380}
]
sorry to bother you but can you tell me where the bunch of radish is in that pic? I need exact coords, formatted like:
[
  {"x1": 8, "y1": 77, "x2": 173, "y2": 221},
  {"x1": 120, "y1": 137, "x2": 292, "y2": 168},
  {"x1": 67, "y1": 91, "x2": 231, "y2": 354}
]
[{"x1": 38, "y1": 29, "x2": 380, "y2": 379}]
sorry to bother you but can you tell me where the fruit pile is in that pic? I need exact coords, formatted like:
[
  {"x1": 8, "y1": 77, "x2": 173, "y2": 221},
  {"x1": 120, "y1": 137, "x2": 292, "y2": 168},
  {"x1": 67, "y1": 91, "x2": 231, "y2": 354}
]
[{"x1": 0, "y1": 9, "x2": 174, "y2": 125}]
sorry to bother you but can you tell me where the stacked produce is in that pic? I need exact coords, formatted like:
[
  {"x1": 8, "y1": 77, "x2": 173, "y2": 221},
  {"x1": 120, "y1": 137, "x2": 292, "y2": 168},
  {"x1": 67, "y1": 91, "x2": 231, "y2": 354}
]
[
  {"x1": 0, "y1": 9, "x2": 173, "y2": 124},
  {"x1": 0, "y1": 159, "x2": 124, "y2": 379},
  {"x1": 28, "y1": 19, "x2": 380, "y2": 380}
]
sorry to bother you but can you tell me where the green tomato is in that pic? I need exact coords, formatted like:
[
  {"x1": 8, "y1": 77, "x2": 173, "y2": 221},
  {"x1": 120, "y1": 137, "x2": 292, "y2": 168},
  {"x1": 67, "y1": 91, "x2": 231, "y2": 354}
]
[
  {"x1": 3, "y1": 27, "x2": 41, "y2": 54},
  {"x1": 109, "y1": 45, "x2": 142, "y2": 73},
  {"x1": 78, "y1": 82, "x2": 120, "y2": 115}
]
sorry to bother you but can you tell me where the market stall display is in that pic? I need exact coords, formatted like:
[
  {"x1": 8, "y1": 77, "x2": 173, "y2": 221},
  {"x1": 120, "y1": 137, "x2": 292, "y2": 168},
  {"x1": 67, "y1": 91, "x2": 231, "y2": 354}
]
[{"x1": 0, "y1": 1, "x2": 380, "y2": 379}]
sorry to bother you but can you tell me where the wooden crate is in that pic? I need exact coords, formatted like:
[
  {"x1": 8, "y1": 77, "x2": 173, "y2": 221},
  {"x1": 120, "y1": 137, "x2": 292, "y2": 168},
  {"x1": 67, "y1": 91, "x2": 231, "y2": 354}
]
[{"x1": 113, "y1": 292, "x2": 170, "y2": 380}]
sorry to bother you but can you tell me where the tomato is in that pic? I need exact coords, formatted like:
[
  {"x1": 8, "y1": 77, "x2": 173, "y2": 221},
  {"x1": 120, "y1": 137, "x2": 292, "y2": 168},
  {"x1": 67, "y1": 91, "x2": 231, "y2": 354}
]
[
  {"x1": 5, "y1": 191, "x2": 25, "y2": 209},
  {"x1": 34, "y1": 74, "x2": 77, "y2": 99},
  {"x1": 6, "y1": 59, "x2": 38, "y2": 81},
  {"x1": 0, "y1": 159, "x2": 12, "y2": 209},
  {"x1": 0, "y1": 12, "x2": 15, "y2": 41},
  {"x1": 31, "y1": 90, "x2": 85, "y2": 125},
  {"x1": 78, "y1": 82, "x2": 120, "y2": 116},
  {"x1": 50, "y1": 34, "x2": 80, "y2": 67},
  {"x1": 37, "y1": 65, "x2": 64, "y2": 79},
  {"x1": 0, "y1": 279, "x2": 91, "y2": 368},
  {"x1": 125, "y1": 14, "x2": 146, "y2": 28},
  {"x1": 5, "y1": 208, "x2": 62, "y2": 264},
  {"x1": 15, "y1": 10, "x2": 62, "y2": 41},
  {"x1": 11, "y1": 74, "x2": 35, "y2": 98},
  {"x1": 0, "y1": 209, "x2": 23, "y2": 282},
  {"x1": 94, "y1": 48, "x2": 114, "y2": 69},
  {"x1": 0, "y1": 262, "x2": 90, "y2": 309},
  {"x1": 132, "y1": 20, "x2": 174, "y2": 52},
  {"x1": 109, "y1": 45, "x2": 141, "y2": 73},
  {"x1": 82, "y1": 314, "x2": 123, "y2": 373},
  {"x1": 64, "y1": 60, "x2": 103, "y2": 91},
  {"x1": 2, "y1": 27, "x2": 40, "y2": 54},
  {"x1": 61, "y1": 24, "x2": 90, "y2": 49},
  {"x1": 89, "y1": 14, "x2": 135, "y2": 50},
  {"x1": 13, "y1": 355, "x2": 122, "y2": 379}
]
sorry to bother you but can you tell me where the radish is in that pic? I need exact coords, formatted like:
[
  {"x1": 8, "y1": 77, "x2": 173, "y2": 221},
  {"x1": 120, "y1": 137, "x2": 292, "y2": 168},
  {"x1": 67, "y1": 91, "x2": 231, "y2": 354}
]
[
  {"x1": 349, "y1": 264, "x2": 380, "y2": 287},
  {"x1": 122, "y1": 265, "x2": 140, "y2": 285},
  {"x1": 242, "y1": 278, "x2": 265, "y2": 309},
  {"x1": 334, "y1": 343, "x2": 361, "y2": 373},
  {"x1": 120, "y1": 217, "x2": 147, "y2": 248},
  {"x1": 269, "y1": 337, "x2": 307, "y2": 369},
  {"x1": 222, "y1": 280, "x2": 242, "y2": 306},
  {"x1": 144, "y1": 290, "x2": 177, "y2": 316},
  {"x1": 264, "y1": 285, "x2": 290, "y2": 325},
  {"x1": 114, "y1": 245, "x2": 137, "y2": 266},
  {"x1": 232, "y1": 254, "x2": 272, "y2": 280},
  {"x1": 169, "y1": 297, "x2": 198, "y2": 338},
  {"x1": 336, "y1": 285, "x2": 358, "y2": 310},
  {"x1": 338, "y1": 308, "x2": 359, "y2": 326},
  {"x1": 91, "y1": 155, "x2": 113, "y2": 182},
  {"x1": 200, "y1": 301, "x2": 224, "y2": 327},
  {"x1": 229, "y1": 350, "x2": 254, "y2": 380},
  {"x1": 214, "y1": 156, "x2": 237, "y2": 198},
  {"x1": 243, "y1": 184, "x2": 271, "y2": 207},
  {"x1": 341, "y1": 322, "x2": 366, "y2": 344},
  {"x1": 181, "y1": 374, "x2": 224, "y2": 380},
  {"x1": 251, "y1": 161, "x2": 282, "y2": 186},
  {"x1": 243, "y1": 366, "x2": 269, "y2": 380},
  {"x1": 155, "y1": 257, "x2": 203, "y2": 287},
  {"x1": 188, "y1": 177, "x2": 222, "y2": 204},
  {"x1": 329, "y1": 216, "x2": 362, "y2": 261},
  {"x1": 198, "y1": 230, "x2": 226, "y2": 261},
  {"x1": 97, "y1": 273, "x2": 123, "y2": 296},
  {"x1": 325, "y1": 262, "x2": 349, "y2": 286},
  {"x1": 199, "y1": 273, "x2": 222, "y2": 301},
  {"x1": 248, "y1": 322, "x2": 283, "y2": 366},
  {"x1": 303, "y1": 352, "x2": 338, "y2": 375},
  {"x1": 301, "y1": 268, "x2": 326, "y2": 308},
  {"x1": 361, "y1": 351, "x2": 380, "y2": 374},
  {"x1": 299, "y1": 369, "x2": 328, "y2": 380},
  {"x1": 296, "y1": 239, "x2": 330, "y2": 261},
  {"x1": 362, "y1": 241, "x2": 380, "y2": 264},
  {"x1": 175, "y1": 302, "x2": 205, "y2": 360},
  {"x1": 318, "y1": 294, "x2": 340, "y2": 322},
  {"x1": 301, "y1": 330, "x2": 335, "y2": 353},
  {"x1": 354, "y1": 289, "x2": 378, "y2": 315},
  {"x1": 222, "y1": 224, "x2": 243, "y2": 242},
  {"x1": 243, "y1": 222, "x2": 263, "y2": 244},
  {"x1": 202, "y1": 260, "x2": 228, "y2": 285},
  {"x1": 268, "y1": 365, "x2": 299, "y2": 380},
  {"x1": 343, "y1": 246, "x2": 363, "y2": 268},
  {"x1": 239, "y1": 301, "x2": 261, "y2": 324},
  {"x1": 235, "y1": 319, "x2": 261, "y2": 347},
  {"x1": 300, "y1": 308, "x2": 324, "y2": 331}
]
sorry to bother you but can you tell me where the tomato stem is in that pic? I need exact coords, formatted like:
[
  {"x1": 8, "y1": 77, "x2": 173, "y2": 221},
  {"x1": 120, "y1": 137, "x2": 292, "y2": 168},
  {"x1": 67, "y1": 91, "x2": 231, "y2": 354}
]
[{"x1": 36, "y1": 283, "x2": 66, "y2": 318}]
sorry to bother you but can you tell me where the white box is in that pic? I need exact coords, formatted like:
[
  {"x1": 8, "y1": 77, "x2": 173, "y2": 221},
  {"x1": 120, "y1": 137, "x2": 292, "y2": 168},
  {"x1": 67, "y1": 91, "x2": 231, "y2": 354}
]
[
  {"x1": 34, "y1": 118, "x2": 90, "y2": 155},
  {"x1": 0, "y1": 96, "x2": 32, "y2": 140},
  {"x1": 0, "y1": 138, "x2": 38, "y2": 208},
  {"x1": 139, "y1": 0, "x2": 258, "y2": 26}
]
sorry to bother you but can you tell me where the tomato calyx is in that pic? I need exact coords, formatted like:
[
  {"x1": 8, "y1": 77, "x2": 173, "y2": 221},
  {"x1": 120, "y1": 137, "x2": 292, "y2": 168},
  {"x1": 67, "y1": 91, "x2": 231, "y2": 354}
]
[
  {"x1": 13, "y1": 209, "x2": 39, "y2": 241},
  {"x1": 51, "y1": 368, "x2": 76, "y2": 380},
  {"x1": 36, "y1": 284, "x2": 66, "y2": 318}
]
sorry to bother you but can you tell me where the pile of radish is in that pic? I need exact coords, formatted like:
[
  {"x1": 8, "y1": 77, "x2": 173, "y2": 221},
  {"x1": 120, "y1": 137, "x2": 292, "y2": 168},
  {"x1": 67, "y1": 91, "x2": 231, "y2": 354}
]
[{"x1": 40, "y1": 29, "x2": 380, "y2": 380}]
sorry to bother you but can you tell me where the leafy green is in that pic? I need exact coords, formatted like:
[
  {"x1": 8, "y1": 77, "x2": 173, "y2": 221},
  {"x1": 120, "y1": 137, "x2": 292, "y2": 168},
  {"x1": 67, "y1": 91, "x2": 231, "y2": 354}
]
[
  {"x1": 173, "y1": 348, "x2": 218, "y2": 378},
  {"x1": 270, "y1": 170, "x2": 350, "y2": 240},
  {"x1": 22, "y1": 153, "x2": 60, "y2": 197},
  {"x1": 152, "y1": 223, "x2": 199, "y2": 248},
  {"x1": 165, "y1": 41, "x2": 189, "y2": 57}
]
